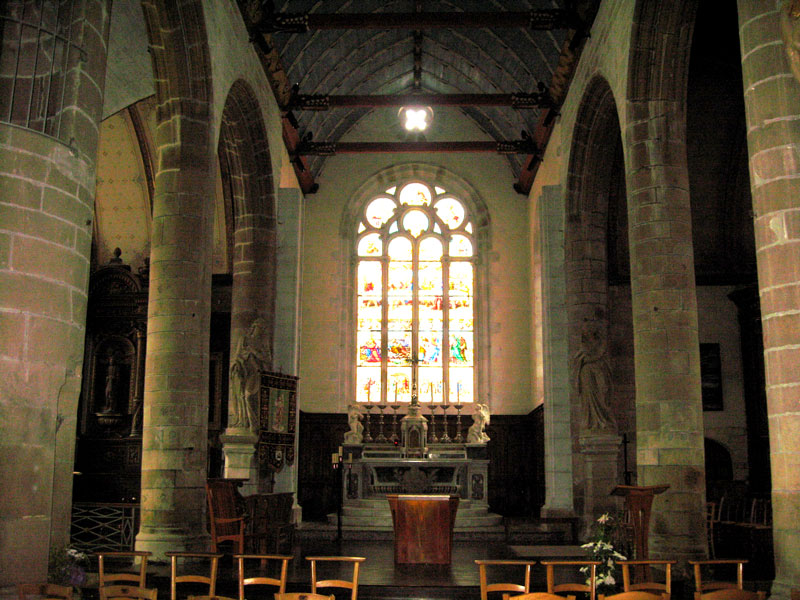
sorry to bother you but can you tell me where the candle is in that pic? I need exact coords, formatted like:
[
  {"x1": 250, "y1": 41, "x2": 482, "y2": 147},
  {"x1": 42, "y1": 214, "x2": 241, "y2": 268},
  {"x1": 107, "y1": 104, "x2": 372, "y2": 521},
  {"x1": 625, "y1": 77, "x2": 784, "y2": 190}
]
[
  {"x1": 332, "y1": 452, "x2": 339, "y2": 464},
  {"x1": 394, "y1": 382, "x2": 398, "y2": 402},
  {"x1": 457, "y1": 382, "x2": 461, "y2": 402},
  {"x1": 430, "y1": 382, "x2": 434, "y2": 403}
]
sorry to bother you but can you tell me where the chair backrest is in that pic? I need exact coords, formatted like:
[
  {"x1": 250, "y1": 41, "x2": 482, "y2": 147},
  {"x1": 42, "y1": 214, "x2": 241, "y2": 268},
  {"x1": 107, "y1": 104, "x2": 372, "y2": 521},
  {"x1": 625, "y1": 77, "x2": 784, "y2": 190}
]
[
  {"x1": 166, "y1": 552, "x2": 222, "y2": 600},
  {"x1": 275, "y1": 594, "x2": 335, "y2": 600},
  {"x1": 689, "y1": 560, "x2": 747, "y2": 593},
  {"x1": 694, "y1": 590, "x2": 765, "y2": 600},
  {"x1": 18, "y1": 584, "x2": 73, "y2": 600},
  {"x1": 598, "y1": 592, "x2": 669, "y2": 600},
  {"x1": 541, "y1": 560, "x2": 600, "y2": 600},
  {"x1": 307, "y1": 556, "x2": 367, "y2": 600},
  {"x1": 99, "y1": 585, "x2": 158, "y2": 600},
  {"x1": 234, "y1": 554, "x2": 292, "y2": 600},
  {"x1": 187, "y1": 596, "x2": 238, "y2": 600},
  {"x1": 99, "y1": 551, "x2": 152, "y2": 588},
  {"x1": 620, "y1": 560, "x2": 675, "y2": 595},
  {"x1": 503, "y1": 593, "x2": 575, "y2": 600},
  {"x1": 475, "y1": 559, "x2": 537, "y2": 600},
  {"x1": 206, "y1": 480, "x2": 246, "y2": 553}
]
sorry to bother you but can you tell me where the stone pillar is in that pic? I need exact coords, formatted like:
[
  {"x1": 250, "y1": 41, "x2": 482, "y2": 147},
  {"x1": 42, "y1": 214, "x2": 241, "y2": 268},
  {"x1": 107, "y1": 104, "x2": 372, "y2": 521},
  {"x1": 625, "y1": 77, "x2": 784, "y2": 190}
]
[
  {"x1": 625, "y1": 99, "x2": 706, "y2": 566},
  {"x1": 737, "y1": 2, "x2": 800, "y2": 596},
  {"x1": 579, "y1": 434, "x2": 623, "y2": 524},
  {"x1": 537, "y1": 185, "x2": 575, "y2": 517},
  {"x1": 0, "y1": 0, "x2": 111, "y2": 583},
  {"x1": 272, "y1": 187, "x2": 304, "y2": 509},
  {"x1": 221, "y1": 200, "x2": 277, "y2": 494},
  {"x1": 136, "y1": 116, "x2": 215, "y2": 557}
]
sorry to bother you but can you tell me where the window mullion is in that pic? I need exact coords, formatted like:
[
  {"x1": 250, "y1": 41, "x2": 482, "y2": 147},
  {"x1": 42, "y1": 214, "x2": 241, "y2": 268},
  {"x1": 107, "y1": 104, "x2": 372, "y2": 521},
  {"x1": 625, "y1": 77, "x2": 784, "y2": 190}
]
[
  {"x1": 380, "y1": 251, "x2": 389, "y2": 404},
  {"x1": 442, "y1": 252, "x2": 451, "y2": 402},
  {"x1": 411, "y1": 239, "x2": 419, "y2": 394}
]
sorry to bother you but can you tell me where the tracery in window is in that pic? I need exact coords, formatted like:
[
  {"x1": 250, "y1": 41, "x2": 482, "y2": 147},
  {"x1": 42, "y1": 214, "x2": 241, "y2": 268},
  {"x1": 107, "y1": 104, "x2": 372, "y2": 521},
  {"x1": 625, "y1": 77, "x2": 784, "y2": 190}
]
[{"x1": 356, "y1": 181, "x2": 474, "y2": 404}]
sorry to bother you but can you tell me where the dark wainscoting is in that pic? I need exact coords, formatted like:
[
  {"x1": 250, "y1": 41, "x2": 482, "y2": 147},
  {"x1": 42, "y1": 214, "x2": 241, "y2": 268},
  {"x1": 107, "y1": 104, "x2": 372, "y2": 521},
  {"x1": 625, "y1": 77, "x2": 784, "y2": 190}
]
[{"x1": 298, "y1": 406, "x2": 543, "y2": 521}]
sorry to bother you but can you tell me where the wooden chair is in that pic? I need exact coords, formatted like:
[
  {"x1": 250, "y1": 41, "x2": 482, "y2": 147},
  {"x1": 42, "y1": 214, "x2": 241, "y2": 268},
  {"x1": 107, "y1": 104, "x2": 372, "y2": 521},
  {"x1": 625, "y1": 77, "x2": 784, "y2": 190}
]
[
  {"x1": 17, "y1": 584, "x2": 73, "y2": 600},
  {"x1": 98, "y1": 551, "x2": 152, "y2": 589},
  {"x1": 187, "y1": 597, "x2": 238, "y2": 600},
  {"x1": 541, "y1": 560, "x2": 600, "y2": 600},
  {"x1": 275, "y1": 595, "x2": 335, "y2": 600},
  {"x1": 620, "y1": 560, "x2": 675, "y2": 597},
  {"x1": 233, "y1": 553, "x2": 292, "y2": 599},
  {"x1": 599, "y1": 592, "x2": 669, "y2": 600},
  {"x1": 165, "y1": 552, "x2": 222, "y2": 600},
  {"x1": 688, "y1": 560, "x2": 765, "y2": 600},
  {"x1": 99, "y1": 586, "x2": 158, "y2": 600},
  {"x1": 206, "y1": 480, "x2": 247, "y2": 554},
  {"x1": 475, "y1": 559, "x2": 537, "y2": 600},
  {"x1": 503, "y1": 593, "x2": 575, "y2": 600},
  {"x1": 307, "y1": 556, "x2": 366, "y2": 600},
  {"x1": 246, "y1": 493, "x2": 295, "y2": 555}
]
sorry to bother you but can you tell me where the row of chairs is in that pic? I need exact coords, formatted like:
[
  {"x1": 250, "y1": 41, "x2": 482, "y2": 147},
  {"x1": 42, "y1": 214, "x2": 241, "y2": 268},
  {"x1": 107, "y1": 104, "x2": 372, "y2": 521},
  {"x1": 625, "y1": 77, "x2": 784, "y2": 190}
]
[
  {"x1": 97, "y1": 551, "x2": 366, "y2": 600},
  {"x1": 476, "y1": 558, "x2": 765, "y2": 600}
]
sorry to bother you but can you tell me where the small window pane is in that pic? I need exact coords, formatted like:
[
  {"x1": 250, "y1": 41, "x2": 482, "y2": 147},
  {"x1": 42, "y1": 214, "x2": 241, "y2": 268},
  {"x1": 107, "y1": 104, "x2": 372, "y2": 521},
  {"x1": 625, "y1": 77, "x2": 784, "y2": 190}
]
[
  {"x1": 399, "y1": 182, "x2": 431, "y2": 206},
  {"x1": 449, "y1": 234, "x2": 473, "y2": 257},
  {"x1": 418, "y1": 375, "x2": 443, "y2": 403},
  {"x1": 358, "y1": 233, "x2": 382, "y2": 256},
  {"x1": 358, "y1": 332, "x2": 382, "y2": 364},
  {"x1": 450, "y1": 371, "x2": 472, "y2": 404},
  {"x1": 366, "y1": 196, "x2": 396, "y2": 227},
  {"x1": 403, "y1": 210, "x2": 429, "y2": 237},
  {"x1": 388, "y1": 368, "x2": 412, "y2": 402},
  {"x1": 357, "y1": 369, "x2": 381, "y2": 403},
  {"x1": 435, "y1": 197, "x2": 465, "y2": 229},
  {"x1": 419, "y1": 237, "x2": 443, "y2": 260},
  {"x1": 388, "y1": 237, "x2": 412, "y2": 260}
]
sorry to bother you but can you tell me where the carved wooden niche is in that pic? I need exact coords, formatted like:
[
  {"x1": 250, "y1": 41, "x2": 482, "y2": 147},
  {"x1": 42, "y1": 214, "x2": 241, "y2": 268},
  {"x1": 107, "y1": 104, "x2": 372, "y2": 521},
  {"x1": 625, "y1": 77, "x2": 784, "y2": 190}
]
[{"x1": 80, "y1": 251, "x2": 149, "y2": 437}]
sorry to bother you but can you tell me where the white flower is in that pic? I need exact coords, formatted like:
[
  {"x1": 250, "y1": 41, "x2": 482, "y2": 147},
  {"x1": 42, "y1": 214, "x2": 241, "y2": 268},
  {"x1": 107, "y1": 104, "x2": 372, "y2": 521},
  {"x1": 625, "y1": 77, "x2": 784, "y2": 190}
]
[
  {"x1": 605, "y1": 575, "x2": 616, "y2": 586},
  {"x1": 597, "y1": 513, "x2": 611, "y2": 524}
]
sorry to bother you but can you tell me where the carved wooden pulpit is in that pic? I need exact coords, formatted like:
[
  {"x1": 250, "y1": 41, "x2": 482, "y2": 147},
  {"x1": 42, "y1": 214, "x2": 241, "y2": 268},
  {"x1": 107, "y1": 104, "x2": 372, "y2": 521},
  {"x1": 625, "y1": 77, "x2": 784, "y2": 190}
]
[
  {"x1": 612, "y1": 484, "x2": 669, "y2": 580},
  {"x1": 387, "y1": 494, "x2": 459, "y2": 565}
]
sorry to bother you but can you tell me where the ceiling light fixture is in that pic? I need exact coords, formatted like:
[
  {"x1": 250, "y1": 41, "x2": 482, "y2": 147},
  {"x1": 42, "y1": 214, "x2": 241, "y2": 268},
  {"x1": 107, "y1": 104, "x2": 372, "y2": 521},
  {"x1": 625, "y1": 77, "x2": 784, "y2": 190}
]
[{"x1": 400, "y1": 106, "x2": 433, "y2": 131}]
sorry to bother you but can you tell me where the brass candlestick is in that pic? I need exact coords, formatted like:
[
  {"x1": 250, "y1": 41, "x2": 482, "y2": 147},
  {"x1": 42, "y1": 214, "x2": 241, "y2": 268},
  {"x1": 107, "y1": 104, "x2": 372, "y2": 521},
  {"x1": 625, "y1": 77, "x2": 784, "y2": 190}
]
[
  {"x1": 389, "y1": 402, "x2": 400, "y2": 444},
  {"x1": 454, "y1": 403, "x2": 464, "y2": 442},
  {"x1": 376, "y1": 403, "x2": 388, "y2": 442},
  {"x1": 363, "y1": 403, "x2": 373, "y2": 442},
  {"x1": 440, "y1": 401, "x2": 452, "y2": 442}
]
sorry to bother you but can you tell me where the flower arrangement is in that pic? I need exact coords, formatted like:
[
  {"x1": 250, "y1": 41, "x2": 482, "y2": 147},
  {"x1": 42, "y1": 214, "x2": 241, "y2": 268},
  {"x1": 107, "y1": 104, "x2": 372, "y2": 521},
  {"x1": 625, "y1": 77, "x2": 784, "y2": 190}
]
[
  {"x1": 48, "y1": 545, "x2": 89, "y2": 590},
  {"x1": 580, "y1": 513, "x2": 627, "y2": 595}
]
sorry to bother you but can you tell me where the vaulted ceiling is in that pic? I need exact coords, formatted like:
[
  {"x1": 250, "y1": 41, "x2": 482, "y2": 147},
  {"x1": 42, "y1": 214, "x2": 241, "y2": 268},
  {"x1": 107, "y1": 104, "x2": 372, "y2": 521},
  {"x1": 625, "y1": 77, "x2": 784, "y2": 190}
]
[{"x1": 239, "y1": 0, "x2": 596, "y2": 193}]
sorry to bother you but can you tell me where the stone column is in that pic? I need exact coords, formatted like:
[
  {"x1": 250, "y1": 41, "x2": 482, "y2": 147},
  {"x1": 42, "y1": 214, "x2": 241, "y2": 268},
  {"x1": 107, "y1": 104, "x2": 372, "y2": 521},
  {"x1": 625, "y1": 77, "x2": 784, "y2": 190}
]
[
  {"x1": 737, "y1": 2, "x2": 800, "y2": 596},
  {"x1": 625, "y1": 99, "x2": 706, "y2": 566},
  {"x1": 136, "y1": 116, "x2": 215, "y2": 558},
  {"x1": 272, "y1": 187, "x2": 304, "y2": 512},
  {"x1": 0, "y1": 0, "x2": 111, "y2": 583},
  {"x1": 222, "y1": 196, "x2": 277, "y2": 494},
  {"x1": 537, "y1": 185, "x2": 576, "y2": 517}
]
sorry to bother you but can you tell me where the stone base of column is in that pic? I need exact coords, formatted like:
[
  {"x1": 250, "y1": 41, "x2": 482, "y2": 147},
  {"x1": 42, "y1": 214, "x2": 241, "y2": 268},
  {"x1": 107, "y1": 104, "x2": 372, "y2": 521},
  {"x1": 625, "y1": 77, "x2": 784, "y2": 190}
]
[
  {"x1": 579, "y1": 433, "x2": 622, "y2": 528},
  {"x1": 768, "y1": 578, "x2": 795, "y2": 600},
  {"x1": 135, "y1": 528, "x2": 210, "y2": 561},
  {"x1": 221, "y1": 429, "x2": 258, "y2": 493}
]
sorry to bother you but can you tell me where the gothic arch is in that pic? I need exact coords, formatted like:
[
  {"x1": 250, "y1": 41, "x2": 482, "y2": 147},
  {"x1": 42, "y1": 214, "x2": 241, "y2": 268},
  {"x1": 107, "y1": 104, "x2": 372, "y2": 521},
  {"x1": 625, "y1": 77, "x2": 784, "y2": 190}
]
[{"x1": 219, "y1": 79, "x2": 278, "y2": 359}]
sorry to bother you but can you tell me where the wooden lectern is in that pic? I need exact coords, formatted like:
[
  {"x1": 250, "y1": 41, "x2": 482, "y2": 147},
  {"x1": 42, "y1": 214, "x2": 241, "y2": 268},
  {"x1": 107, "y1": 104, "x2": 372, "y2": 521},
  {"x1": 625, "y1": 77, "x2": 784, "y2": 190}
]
[
  {"x1": 612, "y1": 485, "x2": 669, "y2": 581},
  {"x1": 387, "y1": 494, "x2": 459, "y2": 565}
]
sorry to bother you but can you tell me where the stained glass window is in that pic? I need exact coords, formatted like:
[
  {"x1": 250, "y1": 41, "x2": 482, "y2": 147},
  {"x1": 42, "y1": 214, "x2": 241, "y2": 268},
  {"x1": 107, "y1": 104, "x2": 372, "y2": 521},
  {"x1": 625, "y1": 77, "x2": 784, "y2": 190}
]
[{"x1": 356, "y1": 181, "x2": 475, "y2": 403}]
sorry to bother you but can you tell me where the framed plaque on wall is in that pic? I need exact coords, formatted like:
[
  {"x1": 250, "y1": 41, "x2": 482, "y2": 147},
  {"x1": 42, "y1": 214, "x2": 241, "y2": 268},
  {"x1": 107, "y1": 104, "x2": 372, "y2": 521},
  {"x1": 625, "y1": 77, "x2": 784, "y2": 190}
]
[{"x1": 259, "y1": 372, "x2": 299, "y2": 473}]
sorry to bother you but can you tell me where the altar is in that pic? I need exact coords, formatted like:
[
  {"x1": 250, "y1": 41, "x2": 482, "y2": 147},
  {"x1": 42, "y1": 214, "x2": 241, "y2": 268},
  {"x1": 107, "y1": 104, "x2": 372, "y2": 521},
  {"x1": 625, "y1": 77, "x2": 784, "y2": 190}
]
[{"x1": 340, "y1": 443, "x2": 489, "y2": 507}]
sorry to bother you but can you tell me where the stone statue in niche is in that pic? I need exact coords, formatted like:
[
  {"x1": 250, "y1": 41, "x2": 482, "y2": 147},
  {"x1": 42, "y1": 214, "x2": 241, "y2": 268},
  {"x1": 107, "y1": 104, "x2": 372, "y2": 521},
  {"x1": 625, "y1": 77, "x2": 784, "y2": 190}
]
[
  {"x1": 102, "y1": 353, "x2": 120, "y2": 413},
  {"x1": 343, "y1": 404, "x2": 364, "y2": 443},
  {"x1": 466, "y1": 403, "x2": 491, "y2": 443},
  {"x1": 571, "y1": 318, "x2": 616, "y2": 432},
  {"x1": 229, "y1": 317, "x2": 271, "y2": 433}
]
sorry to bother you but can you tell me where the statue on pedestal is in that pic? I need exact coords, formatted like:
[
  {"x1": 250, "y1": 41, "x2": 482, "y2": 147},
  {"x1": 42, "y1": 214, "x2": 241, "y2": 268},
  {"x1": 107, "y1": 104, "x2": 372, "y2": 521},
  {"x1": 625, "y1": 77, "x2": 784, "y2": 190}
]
[
  {"x1": 467, "y1": 403, "x2": 491, "y2": 443},
  {"x1": 344, "y1": 404, "x2": 364, "y2": 443},
  {"x1": 229, "y1": 317, "x2": 271, "y2": 433}
]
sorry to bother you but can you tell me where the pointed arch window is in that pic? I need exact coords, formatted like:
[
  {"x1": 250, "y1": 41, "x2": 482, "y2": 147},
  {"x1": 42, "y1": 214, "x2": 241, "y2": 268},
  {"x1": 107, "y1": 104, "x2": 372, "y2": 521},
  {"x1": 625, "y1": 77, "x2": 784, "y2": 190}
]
[{"x1": 356, "y1": 181, "x2": 474, "y2": 404}]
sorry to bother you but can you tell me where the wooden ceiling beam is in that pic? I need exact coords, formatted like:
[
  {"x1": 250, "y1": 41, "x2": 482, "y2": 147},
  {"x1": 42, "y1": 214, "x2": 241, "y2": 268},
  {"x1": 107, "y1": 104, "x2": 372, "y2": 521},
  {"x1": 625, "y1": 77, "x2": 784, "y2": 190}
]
[
  {"x1": 289, "y1": 91, "x2": 553, "y2": 110},
  {"x1": 295, "y1": 139, "x2": 540, "y2": 156},
  {"x1": 256, "y1": 10, "x2": 579, "y2": 33}
]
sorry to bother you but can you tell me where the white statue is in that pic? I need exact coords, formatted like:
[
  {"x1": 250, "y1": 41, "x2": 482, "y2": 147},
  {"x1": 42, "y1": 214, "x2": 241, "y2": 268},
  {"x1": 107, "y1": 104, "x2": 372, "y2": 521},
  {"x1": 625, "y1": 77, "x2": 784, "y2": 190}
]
[
  {"x1": 229, "y1": 317, "x2": 271, "y2": 433},
  {"x1": 467, "y1": 403, "x2": 491, "y2": 443},
  {"x1": 343, "y1": 404, "x2": 364, "y2": 444}
]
